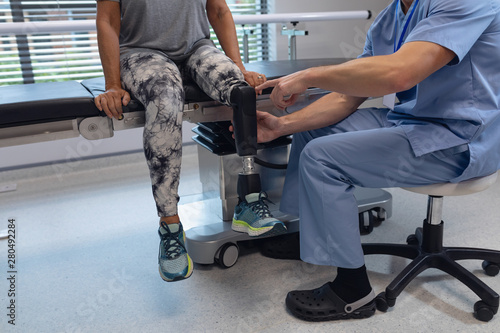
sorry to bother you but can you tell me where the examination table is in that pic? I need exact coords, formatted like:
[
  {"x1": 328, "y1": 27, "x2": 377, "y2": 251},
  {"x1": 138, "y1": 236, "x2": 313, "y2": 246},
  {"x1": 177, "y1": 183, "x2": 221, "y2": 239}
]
[{"x1": 0, "y1": 58, "x2": 392, "y2": 268}]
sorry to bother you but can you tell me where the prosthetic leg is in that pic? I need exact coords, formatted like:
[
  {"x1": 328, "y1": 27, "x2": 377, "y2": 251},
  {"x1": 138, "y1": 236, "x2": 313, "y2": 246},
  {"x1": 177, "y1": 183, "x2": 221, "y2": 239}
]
[{"x1": 230, "y1": 85, "x2": 261, "y2": 200}]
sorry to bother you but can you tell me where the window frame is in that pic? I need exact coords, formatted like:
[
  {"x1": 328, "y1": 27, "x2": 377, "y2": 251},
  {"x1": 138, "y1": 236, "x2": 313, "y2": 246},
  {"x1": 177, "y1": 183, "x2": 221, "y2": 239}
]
[{"x1": 0, "y1": 0, "x2": 269, "y2": 86}]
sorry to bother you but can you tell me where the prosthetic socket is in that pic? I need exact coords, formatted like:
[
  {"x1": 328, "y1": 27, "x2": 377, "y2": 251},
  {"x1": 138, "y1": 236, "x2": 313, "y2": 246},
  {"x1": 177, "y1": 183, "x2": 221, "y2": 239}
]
[{"x1": 230, "y1": 85, "x2": 262, "y2": 200}]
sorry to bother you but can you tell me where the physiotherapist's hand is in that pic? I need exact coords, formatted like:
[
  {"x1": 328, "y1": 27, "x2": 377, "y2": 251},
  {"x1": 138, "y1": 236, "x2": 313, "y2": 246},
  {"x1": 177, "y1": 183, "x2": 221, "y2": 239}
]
[
  {"x1": 256, "y1": 70, "x2": 309, "y2": 110},
  {"x1": 228, "y1": 110, "x2": 280, "y2": 143},
  {"x1": 256, "y1": 110, "x2": 283, "y2": 143},
  {"x1": 94, "y1": 87, "x2": 131, "y2": 120}
]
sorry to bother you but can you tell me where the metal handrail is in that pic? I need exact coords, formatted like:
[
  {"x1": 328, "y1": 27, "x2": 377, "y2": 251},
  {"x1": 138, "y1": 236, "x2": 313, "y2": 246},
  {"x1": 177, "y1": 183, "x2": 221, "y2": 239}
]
[{"x1": 0, "y1": 11, "x2": 371, "y2": 35}]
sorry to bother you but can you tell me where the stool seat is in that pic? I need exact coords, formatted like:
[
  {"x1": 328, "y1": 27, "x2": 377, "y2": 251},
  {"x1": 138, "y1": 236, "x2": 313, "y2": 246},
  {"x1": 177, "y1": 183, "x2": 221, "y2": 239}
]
[{"x1": 403, "y1": 172, "x2": 498, "y2": 196}]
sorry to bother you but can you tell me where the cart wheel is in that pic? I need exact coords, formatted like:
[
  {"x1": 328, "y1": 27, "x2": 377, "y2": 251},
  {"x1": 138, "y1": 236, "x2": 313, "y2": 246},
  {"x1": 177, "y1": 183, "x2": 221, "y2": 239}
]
[
  {"x1": 375, "y1": 208, "x2": 387, "y2": 222},
  {"x1": 215, "y1": 243, "x2": 239, "y2": 268},
  {"x1": 359, "y1": 210, "x2": 375, "y2": 235}
]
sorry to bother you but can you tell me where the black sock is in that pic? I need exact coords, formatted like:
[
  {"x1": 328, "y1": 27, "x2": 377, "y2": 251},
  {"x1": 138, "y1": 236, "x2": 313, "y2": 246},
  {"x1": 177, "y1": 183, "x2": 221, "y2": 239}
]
[{"x1": 329, "y1": 265, "x2": 372, "y2": 304}]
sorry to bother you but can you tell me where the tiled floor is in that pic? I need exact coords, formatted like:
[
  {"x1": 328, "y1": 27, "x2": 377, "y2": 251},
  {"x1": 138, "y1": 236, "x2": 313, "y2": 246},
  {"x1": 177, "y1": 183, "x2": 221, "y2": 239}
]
[{"x1": 1, "y1": 144, "x2": 499, "y2": 332}]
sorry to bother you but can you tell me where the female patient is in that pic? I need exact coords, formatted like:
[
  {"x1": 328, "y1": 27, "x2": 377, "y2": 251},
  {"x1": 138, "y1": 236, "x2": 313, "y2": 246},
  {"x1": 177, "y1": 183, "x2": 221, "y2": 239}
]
[{"x1": 94, "y1": 0, "x2": 285, "y2": 282}]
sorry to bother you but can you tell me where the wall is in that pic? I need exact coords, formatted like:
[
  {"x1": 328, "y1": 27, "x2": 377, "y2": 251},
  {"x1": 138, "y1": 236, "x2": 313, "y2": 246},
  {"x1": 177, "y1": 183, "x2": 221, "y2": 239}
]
[
  {"x1": 269, "y1": 0, "x2": 391, "y2": 60},
  {"x1": 0, "y1": 0, "x2": 392, "y2": 170}
]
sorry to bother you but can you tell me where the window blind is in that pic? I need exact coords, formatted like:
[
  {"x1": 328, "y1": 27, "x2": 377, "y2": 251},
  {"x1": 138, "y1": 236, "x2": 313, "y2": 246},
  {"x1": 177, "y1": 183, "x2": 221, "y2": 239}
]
[{"x1": 0, "y1": 0, "x2": 269, "y2": 86}]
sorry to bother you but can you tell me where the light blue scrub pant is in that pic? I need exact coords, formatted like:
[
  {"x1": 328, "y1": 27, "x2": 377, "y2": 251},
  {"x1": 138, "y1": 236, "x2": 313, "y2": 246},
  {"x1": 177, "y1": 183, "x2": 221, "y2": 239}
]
[{"x1": 279, "y1": 107, "x2": 470, "y2": 269}]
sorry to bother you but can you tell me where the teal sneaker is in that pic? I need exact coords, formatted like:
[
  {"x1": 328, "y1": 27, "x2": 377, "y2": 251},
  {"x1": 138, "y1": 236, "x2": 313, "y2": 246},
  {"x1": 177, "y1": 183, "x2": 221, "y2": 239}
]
[
  {"x1": 158, "y1": 222, "x2": 193, "y2": 282},
  {"x1": 232, "y1": 192, "x2": 287, "y2": 237}
]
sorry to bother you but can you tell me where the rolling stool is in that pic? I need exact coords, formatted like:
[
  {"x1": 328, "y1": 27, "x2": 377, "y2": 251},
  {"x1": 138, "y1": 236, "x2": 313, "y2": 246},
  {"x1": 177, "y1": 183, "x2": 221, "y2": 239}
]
[{"x1": 363, "y1": 172, "x2": 500, "y2": 321}]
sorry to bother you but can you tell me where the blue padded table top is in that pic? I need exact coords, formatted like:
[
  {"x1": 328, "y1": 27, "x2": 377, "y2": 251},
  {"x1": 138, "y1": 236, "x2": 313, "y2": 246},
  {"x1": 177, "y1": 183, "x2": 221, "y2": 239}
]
[
  {"x1": 245, "y1": 58, "x2": 347, "y2": 80},
  {"x1": 0, "y1": 58, "x2": 348, "y2": 128}
]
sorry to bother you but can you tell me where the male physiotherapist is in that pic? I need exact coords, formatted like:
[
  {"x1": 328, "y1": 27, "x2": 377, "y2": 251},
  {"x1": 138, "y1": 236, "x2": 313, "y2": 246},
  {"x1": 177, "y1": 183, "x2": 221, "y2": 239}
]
[{"x1": 256, "y1": 0, "x2": 500, "y2": 321}]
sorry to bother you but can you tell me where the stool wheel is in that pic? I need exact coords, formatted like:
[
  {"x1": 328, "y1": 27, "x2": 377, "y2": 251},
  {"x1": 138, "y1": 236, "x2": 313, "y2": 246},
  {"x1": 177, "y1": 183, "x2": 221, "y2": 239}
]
[
  {"x1": 214, "y1": 243, "x2": 239, "y2": 268},
  {"x1": 375, "y1": 292, "x2": 390, "y2": 312},
  {"x1": 474, "y1": 301, "x2": 495, "y2": 322},
  {"x1": 406, "y1": 234, "x2": 419, "y2": 246},
  {"x1": 482, "y1": 261, "x2": 500, "y2": 276}
]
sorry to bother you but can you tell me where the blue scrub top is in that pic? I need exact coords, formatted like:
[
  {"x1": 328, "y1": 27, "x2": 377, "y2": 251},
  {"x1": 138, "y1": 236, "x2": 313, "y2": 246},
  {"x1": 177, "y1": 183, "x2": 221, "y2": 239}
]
[{"x1": 359, "y1": 0, "x2": 500, "y2": 181}]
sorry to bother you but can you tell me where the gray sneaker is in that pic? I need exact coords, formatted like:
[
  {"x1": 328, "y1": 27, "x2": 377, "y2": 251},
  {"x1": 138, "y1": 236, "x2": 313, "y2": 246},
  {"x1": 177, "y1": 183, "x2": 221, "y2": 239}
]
[
  {"x1": 158, "y1": 222, "x2": 193, "y2": 282},
  {"x1": 232, "y1": 192, "x2": 287, "y2": 237}
]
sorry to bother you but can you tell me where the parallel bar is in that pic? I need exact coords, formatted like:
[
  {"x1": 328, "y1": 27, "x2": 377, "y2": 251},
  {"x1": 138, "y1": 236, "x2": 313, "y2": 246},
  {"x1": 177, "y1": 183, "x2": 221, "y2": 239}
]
[
  {"x1": 234, "y1": 11, "x2": 371, "y2": 24},
  {"x1": 0, "y1": 11, "x2": 371, "y2": 35}
]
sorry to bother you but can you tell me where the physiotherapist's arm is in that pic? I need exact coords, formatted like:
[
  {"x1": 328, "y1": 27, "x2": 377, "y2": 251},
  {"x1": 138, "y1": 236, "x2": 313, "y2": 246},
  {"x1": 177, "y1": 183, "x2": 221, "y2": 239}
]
[
  {"x1": 260, "y1": 41, "x2": 456, "y2": 110},
  {"x1": 308, "y1": 41, "x2": 457, "y2": 96},
  {"x1": 275, "y1": 93, "x2": 367, "y2": 137},
  {"x1": 255, "y1": 93, "x2": 367, "y2": 143},
  {"x1": 255, "y1": 41, "x2": 455, "y2": 142},
  {"x1": 315, "y1": 42, "x2": 454, "y2": 97}
]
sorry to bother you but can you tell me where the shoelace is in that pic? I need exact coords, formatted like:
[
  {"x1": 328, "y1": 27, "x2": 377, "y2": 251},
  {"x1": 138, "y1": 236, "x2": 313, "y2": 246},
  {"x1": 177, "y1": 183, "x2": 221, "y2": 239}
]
[
  {"x1": 159, "y1": 222, "x2": 187, "y2": 259},
  {"x1": 248, "y1": 192, "x2": 274, "y2": 218}
]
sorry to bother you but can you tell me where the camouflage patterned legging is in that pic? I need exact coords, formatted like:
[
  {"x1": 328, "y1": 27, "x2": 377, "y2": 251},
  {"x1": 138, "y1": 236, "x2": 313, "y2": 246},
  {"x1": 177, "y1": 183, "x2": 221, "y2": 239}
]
[{"x1": 120, "y1": 45, "x2": 247, "y2": 217}]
